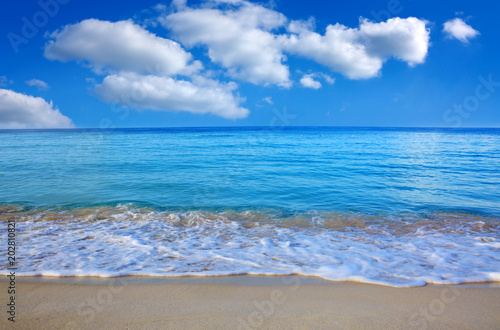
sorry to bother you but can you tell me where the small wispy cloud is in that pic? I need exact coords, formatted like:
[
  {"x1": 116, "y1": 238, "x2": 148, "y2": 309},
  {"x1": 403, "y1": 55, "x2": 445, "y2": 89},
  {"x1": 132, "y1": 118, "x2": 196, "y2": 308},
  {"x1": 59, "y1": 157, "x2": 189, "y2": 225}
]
[
  {"x1": 26, "y1": 79, "x2": 50, "y2": 90},
  {"x1": 443, "y1": 18, "x2": 479, "y2": 44},
  {"x1": 0, "y1": 76, "x2": 13, "y2": 87},
  {"x1": 256, "y1": 96, "x2": 274, "y2": 108},
  {"x1": 262, "y1": 96, "x2": 274, "y2": 105},
  {"x1": 320, "y1": 73, "x2": 335, "y2": 85}
]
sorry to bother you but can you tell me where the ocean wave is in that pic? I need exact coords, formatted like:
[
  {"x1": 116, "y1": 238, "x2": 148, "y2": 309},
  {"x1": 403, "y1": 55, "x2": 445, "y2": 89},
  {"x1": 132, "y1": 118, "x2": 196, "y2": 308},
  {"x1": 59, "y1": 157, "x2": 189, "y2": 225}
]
[{"x1": 1, "y1": 205, "x2": 499, "y2": 287}]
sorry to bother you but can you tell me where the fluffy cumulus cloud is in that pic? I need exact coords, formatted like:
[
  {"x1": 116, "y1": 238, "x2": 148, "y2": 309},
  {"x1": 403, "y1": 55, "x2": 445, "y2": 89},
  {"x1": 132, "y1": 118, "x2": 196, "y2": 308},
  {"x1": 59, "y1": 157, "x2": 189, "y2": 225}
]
[
  {"x1": 443, "y1": 18, "x2": 479, "y2": 43},
  {"x1": 359, "y1": 18, "x2": 429, "y2": 65},
  {"x1": 44, "y1": 19, "x2": 248, "y2": 119},
  {"x1": 26, "y1": 79, "x2": 50, "y2": 90},
  {"x1": 284, "y1": 17, "x2": 429, "y2": 79},
  {"x1": 300, "y1": 74, "x2": 322, "y2": 89},
  {"x1": 298, "y1": 72, "x2": 335, "y2": 89},
  {"x1": 44, "y1": 19, "x2": 200, "y2": 76},
  {"x1": 0, "y1": 89, "x2": 74, "y2": 129},
  {"x1": 161, "y1": 1, "x2": 291, "y2": 87},
  {"x1": 95, "y1": 73, "x2": 248, "y2": 119},
  {"x1": 161, "y1": 1, "x2": 430, "y2": 83}
]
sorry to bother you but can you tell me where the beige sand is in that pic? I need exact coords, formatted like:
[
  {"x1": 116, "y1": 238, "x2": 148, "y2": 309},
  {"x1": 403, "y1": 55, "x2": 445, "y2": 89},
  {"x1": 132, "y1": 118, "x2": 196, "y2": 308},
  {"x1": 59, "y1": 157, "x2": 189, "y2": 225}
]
[{"x1": 1, "y1": 276, "x2": 499, "y2": 329}]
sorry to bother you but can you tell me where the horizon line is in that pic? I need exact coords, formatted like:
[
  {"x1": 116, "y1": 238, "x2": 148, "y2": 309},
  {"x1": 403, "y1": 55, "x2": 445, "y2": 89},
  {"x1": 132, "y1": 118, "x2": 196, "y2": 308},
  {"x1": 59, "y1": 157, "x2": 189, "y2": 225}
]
[{"x1": 1, "y1": 125, "x2": 500, "y2": 131}]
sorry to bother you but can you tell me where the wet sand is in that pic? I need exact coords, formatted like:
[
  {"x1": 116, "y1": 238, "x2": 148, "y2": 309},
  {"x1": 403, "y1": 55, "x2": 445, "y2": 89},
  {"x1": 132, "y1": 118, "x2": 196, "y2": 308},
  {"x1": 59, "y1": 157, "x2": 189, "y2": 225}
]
[{"x1": 1, "y1": 276, "x2": 499, "y2": 329}]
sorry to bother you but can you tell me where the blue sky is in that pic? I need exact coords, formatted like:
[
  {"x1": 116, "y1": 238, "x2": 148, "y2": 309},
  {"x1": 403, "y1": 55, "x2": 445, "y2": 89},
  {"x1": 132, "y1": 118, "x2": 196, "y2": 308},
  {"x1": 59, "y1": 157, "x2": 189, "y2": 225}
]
[{"x1": 1, "y1": 0, "x2": 499, "y2": 128}]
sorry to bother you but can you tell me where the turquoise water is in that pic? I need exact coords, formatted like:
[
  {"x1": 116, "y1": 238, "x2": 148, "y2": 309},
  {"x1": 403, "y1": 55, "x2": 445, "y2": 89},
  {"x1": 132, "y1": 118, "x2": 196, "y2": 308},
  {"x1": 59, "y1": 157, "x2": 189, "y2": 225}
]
[
  {"x1": 1, "y1": 127, "x2": 499, "y2": 214},
  {"x1": 1, "y1": 127, "x2": 499, "y2": 286}
]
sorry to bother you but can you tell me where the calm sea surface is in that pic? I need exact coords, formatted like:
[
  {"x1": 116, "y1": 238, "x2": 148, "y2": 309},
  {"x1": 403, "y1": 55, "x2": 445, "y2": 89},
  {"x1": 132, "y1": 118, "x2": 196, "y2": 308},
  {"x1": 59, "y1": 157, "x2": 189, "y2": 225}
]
[{"x1": 1, "y1": 127, "x2": 499, "y2": 286}]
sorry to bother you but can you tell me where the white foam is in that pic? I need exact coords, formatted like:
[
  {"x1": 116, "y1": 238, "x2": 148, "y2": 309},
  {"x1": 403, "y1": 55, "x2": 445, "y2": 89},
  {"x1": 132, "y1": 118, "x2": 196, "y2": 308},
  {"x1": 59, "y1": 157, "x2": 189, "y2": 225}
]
[{"x1": 2, "y1": 208, "x2": 499, "y2": 287}]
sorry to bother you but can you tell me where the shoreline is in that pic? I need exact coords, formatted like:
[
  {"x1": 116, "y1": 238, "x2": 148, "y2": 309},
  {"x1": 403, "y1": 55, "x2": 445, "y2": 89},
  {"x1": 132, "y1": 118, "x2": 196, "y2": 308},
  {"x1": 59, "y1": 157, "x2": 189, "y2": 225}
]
[
  {"x1": 4, "y1": 274, "x2": 500, "y2": 287},
  {"x1": 2, "y1": 276, "x2": 499, "y2": 329}
]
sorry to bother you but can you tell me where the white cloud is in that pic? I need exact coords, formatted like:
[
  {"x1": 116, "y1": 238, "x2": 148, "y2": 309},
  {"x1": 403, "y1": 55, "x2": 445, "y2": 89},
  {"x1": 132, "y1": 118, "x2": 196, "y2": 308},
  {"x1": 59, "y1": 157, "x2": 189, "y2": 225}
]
[
  {"x1": 44, "y1": 19, "x2": 200, "y2": 76},
  {"x1": 284, "y1": 17, "x2": 429, "y2": 79},
  {"x1": 154, "y1": 3, "x2": 168, "y2": 12},
  {"x1": 94, "y1": 73, "x2": 249, "y2": 119},
  {"x1": 0, "y1": 89, "x2": 74, "y2": 129},
  {"x1": 0, "y1": 76, "x2": 13, "y2": 87},
  {"x1": 262, "y1": 96, "x2": 274, "y2": 104},
  {"x1": 161, "y1": 2, "x2": 291, "y2": 87},
  {"x1": 443, "y1": 18, "x2": 479, "y2": 43},
  {"x1": 161, "y1": 2, "x2": 430, "y2": 82},
  {"x1": 321, "y1": 74, "x2": 335, "y2": 85},
  {"x1": 171, "y1": 0, "x2": 186, "y2": 10},
  {"x1": 26, "y1": 79, "x2": 50, "y2": 90},
  {"x1": 359, "y1": 18, "x2": 429, "y2": 66},
  {"x1": 300, "y1": 74, "x2": 321, "y2": 89}
]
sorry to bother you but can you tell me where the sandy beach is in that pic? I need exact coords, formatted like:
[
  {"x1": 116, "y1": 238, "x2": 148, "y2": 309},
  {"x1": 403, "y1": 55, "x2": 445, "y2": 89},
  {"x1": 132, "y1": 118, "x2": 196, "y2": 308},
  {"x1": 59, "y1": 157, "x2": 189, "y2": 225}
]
[{"x1": 1, "y1": 276, "x2": 499, "y2": 329}]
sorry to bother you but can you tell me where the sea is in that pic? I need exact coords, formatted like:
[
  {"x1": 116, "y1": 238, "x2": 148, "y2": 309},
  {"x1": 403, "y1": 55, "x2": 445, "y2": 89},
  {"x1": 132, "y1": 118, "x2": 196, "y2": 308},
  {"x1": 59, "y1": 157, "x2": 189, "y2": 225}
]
[{"x1": 1, "y1": 127, "x2": 499, "y2": 287}]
